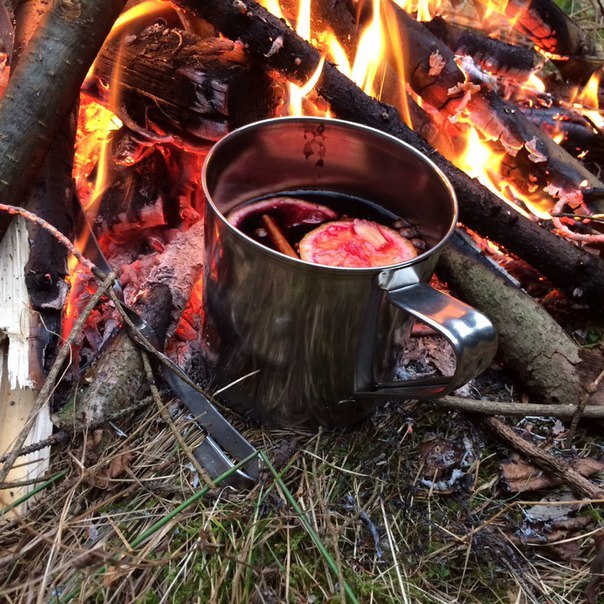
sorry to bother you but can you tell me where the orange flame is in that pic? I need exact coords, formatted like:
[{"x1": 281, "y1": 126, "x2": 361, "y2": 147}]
[{"x1": 455, "y1": 127, "x2": 552, "y2": 220}]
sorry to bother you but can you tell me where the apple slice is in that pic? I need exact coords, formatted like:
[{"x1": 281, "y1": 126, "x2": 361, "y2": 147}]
[{"x1": 299, "y1": 219, "x2": 418, "y2": 268}]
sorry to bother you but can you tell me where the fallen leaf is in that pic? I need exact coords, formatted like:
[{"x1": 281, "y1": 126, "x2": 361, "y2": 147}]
[
  {"x1": 109, "y1": 451, "x2": 134, "y2": 479},
  {"x1": 501, "y1": 455, "x2": 604, "y2": 493}
]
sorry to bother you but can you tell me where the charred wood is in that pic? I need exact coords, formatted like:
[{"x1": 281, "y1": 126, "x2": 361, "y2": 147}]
[
  {"x1": 425, "y1": 17, "x2": 539, "y2": 79},
  {"x1": 521, "y1": 105, "x2": 604, "y2": 169},
  {"x1": 90, "y1": 24, "x2": 274, "y2": 147},
  {"x1": 475, "y1": 0, "x2": 604, "y2": 83},
  {"x1": 53, "y1": 220, "x2": 204, "y2": 430},
  {"x1": 0, "y1": 0, "x2": 127, "y2": 241},
  {"x1": 387, "y1": 4, "x2": 604, "y2": 212},
  {"x1": 174, "y1": 0, "x2": 604, "y2": 307}
]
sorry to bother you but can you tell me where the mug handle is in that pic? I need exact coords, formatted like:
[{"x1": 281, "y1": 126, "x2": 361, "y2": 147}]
[{"x1": 369, "y1": 283, "x2": 498, "y2": 398}]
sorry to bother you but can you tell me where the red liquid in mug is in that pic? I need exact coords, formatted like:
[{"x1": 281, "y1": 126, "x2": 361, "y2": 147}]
[{"x1": 226, "y1": 190, "x2": 427, "y2": 267}]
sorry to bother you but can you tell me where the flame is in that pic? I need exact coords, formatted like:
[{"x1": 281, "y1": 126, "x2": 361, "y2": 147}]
[
  {"x1": 455, "y1": 127, "x2": 552, "y2": 220},
  {"x1": 289, "y1": 0, "x2": 325, "y2": 116},
  {"x1": 391, "y1": 0, "x2": 445, "y2": 20},
  {"x1": 572, "y1": 72, "x2": 604, "y2": 129}
]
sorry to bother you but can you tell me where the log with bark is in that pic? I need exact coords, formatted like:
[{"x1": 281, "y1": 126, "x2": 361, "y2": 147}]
[
  {"x1": 438, "y1": 231, "x2": 603, "y2": 406},
  {"x1": 474, "y1": 0, "x2": 604, "y2": 83},
  {"x1": 0, "y1": 0, "x2": 127, "y2": 241},
  {"x1": 89, "y1": 23, "x2": 275, "y2": 147},
  {"x1": 0, "y1": 0, "x2": 76, "y2": 513},
  {"x1": 174, "y1": 0, "x2": 604, "y2": 308}
]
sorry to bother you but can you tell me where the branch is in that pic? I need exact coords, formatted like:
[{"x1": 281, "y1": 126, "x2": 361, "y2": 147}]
[{"x1": 0, "y1": 0, "x2": 126, "y2": 239}]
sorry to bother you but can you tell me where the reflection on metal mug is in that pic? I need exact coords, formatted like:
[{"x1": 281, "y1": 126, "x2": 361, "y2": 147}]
[{"x1": 201, "y1": 117, "x2": 498, "y2": 429}]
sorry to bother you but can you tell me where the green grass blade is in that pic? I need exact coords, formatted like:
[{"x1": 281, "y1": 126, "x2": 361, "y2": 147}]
[
  {"x1": 260, "y1": 451, "x2": 359, "y2": 604},
  {"x1": 1, "y1": 469, "x2": 67, "y2": 517}
]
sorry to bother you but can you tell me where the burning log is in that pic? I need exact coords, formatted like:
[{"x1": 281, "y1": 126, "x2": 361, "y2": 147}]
[
  {"x1": 474, "y1": 0, "x2": 604, "y2": 83},
  {"x1": 53, "y1": 220, "x2": 204, "y2": 431},
  {"x1": 0, "y1": 0, "x2": 76, "y2": 512},
  {"x1": 425, "y1": 17, "x2": 539, "y2": 80},
  {"x1": 386, "y1": 4, "x2": 604, "y2": 215},
  {"x1": 438, "y1": 232, "x2": 601, "y2": 407},
  {"x1": 174, "y1": 0, "x2": 604, "y2": 307},
  {"x1": 521, "y1": 105, "x2": 604, "y2": 167},
  {"x1": 89, "y1": 23, "x2": 274, "y2": 147},
  {"x1": 0, "y1": 0, "x2": 127, "y2": 241}
]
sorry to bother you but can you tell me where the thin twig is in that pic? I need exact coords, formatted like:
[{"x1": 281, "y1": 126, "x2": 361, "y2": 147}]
[
  {"x1": 436, "y1": 395, "x2": 604, "y2": 418},
  {"x1": 0, "y1": 431, "x2": 70, "y2": 464},
  {"x1": 0, "y1": 271, "x2": 117, "y2": 485},
  {"x1": 567, "y1": 368, "x2": 604, "y2": 444},
  {"x1": 0, "y1": 203, "x2": 98, "y2": 273},
  {"x1": 139, "y1": 351, "x2": 212, "y2": 486},
  {"x1": 481, "y1": 416, "x2": 604, "y2": 500},
  {"x1": 105, "y1": 288, "x2": 221, "y2": 411}
]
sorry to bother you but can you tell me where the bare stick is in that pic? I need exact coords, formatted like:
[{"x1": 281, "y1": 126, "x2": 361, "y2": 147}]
[
  {"x1": 261, "y1": 214, "x2": 298, "y2": 258},
  {"x1": 481, "y1": 416, "x2": 604, "y2": 500},
  {"x1": 0, "y1": 271, "x2": 117, "y2": 484},
  {"x1": 567, "y1": 368, "x2": 604, "y2": 444},
  {"x1": 437, "y1": 395, "x2": 604, "y2": 418},
  {"x1": 140, "y1": 351, "x2": 212, "y2": 485},
  {"x1": 0, "y1": 203, "x2": 96, "y2": 273}
]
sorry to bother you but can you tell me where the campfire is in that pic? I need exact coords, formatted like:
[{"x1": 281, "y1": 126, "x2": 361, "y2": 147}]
[{"x1": 1, "y1": 0, "x2": 604, "y2": 600}]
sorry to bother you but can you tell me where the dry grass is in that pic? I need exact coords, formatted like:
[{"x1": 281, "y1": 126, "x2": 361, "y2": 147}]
[
  {"x1": 1, "y1": 0, "x2": 604, "y2": 601},
  {"x1": 1, "y1": 385, "x2": 603, "y2": 603}
]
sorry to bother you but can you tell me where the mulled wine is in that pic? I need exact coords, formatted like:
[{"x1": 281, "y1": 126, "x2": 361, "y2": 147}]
[{"x1": 226, "y1": 190, "x2": 427, "y2": 268}]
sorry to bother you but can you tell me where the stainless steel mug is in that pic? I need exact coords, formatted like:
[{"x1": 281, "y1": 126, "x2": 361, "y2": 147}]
[{"x1": 201, "y1": 117, "x2": 497, "y2": 428}]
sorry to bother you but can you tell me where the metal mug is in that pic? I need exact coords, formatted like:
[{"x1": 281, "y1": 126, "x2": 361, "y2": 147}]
[{"x1": 201, "y1": 117, "x2": 498, "y2": 429}]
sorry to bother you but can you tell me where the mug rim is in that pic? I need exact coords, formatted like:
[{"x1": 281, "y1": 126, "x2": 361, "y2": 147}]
[{"x1": 202, "y1": 116, "x2": 458, "y2": 275}]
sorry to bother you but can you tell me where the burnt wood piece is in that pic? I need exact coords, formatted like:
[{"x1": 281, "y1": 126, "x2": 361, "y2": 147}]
[
  {"x1": 90, "y1": 25, "x2": 274, "y2": 146},
  {"x1": 521, "y1": 105, "x2": 604, "y2": 168},
  {"x1": 174, "y1": 0, "x2": 604, "y2": 307},
  {"x1": 425, "y1": 17, "x2": 539, "y2": 79},
  {"x1": 92, "y1": 141, "x2": 172, "y2": 240},
  {"x1": 386, "y1": 4, "x2": 604, "y2": 210},
  {"x1": 466, "y1": 89, "x2": 604, "y2": 199},
  {"x1": 476, "y1": 0, "x2": 603, "y2": 83},
  {"x1": 439, "y1": 231, "x2": 585, "y2": 406},
  {"x1": 54, "y1": 220, "x2": 205, "y2": 430},
  {"x1": 0, "y1": 0, "x2": 127, "y2": 242}
]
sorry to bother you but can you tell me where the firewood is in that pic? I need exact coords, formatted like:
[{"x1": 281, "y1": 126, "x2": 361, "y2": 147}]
[
  {"x1": 475, "y1": 0, "x2": 604, "y2": 83},
  {"x1": 425, "y1": 17, "x2": 539, "y2": 79},
  {"x1": 387, "y1": 4, "x2": 604, "y2": 213},
  {"x1": 521, "y1": 105, "x2": 604, "y2": 168},
  {"x1": 0, "y1": 0, "x2": 127, "y2": 242},
  {"x1": 90, "y1": 24, "x2": 274, "y2": 147},
  {"x1": 438, "y1": 231, "x2": 592, "y2": 407},
  {"x1": 0, "y1": 0, "x2": 75, "y2": 514},
  {"x1": 53, "y1": 220, "x2": 204, "y2": 431},
  {"x1": 174, "y1": 0, "x2": 604, "y2": 307}
]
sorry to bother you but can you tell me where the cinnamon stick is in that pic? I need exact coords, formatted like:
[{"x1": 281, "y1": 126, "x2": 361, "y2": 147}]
[{"x1": 261, "y1": 214, "x2": 299, "y2": 258}]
